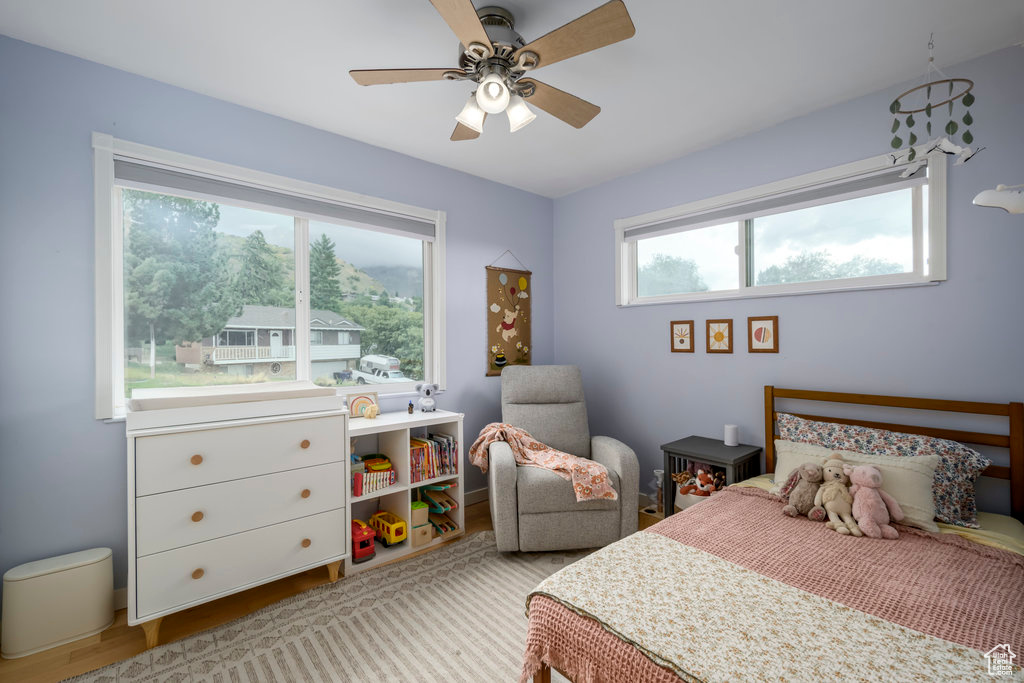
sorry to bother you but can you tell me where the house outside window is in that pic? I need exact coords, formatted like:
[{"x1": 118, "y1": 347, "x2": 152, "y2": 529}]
[
  {"x1": 616, "y1": 151, "x2": 947, "y2": 306},
  {"x1": 93, "y1": 134, "x2": 445, "y2": 418}
]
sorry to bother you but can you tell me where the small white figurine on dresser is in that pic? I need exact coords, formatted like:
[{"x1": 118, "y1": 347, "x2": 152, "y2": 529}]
[{"x1": 415, "y1": 383, "x2": 438, "y2": 412}]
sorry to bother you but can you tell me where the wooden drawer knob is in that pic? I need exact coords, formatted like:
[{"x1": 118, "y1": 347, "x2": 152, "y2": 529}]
[
  {"x1": 192, "y1": 568, "x2": 205, "y2": 580},
  {"x1": 190, "y1": 454, "x2": 203, "y2": 466},
  {"x1": 300, "y1": 439, "x2": 311, "y2": 449},
  {"x1": 301, "y1": 538, "x2": 312, "y2": 548},
  {"x1": 191, "y1": 511, "x2": 204, "y2": 523},
  {"x1": 301, "y1": 489, "x2": 311, "y2": 499}
]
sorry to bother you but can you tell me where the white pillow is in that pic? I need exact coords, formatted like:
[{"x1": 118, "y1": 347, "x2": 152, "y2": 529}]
[{"x1": 773, "y1": 440, "x2": 940, "y2": 532}]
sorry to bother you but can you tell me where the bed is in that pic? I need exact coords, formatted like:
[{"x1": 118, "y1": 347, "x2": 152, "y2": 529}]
[{"x1": 522, "y1": 386, "x2": 1024, "y2": 682}]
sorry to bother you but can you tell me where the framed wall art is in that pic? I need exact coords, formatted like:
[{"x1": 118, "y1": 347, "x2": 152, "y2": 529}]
[
  {"x1": 748, "y1": 316, "x2": 779, "y2": 353},
  {"x1": 706, "y1": 319, "x2": 733, "y2": 353},
  {"x1": 670, "y1": 320, "x2": 694, "y2": 353}
]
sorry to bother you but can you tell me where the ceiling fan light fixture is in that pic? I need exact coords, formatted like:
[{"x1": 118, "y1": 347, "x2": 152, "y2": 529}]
[
  {"x1": 506, "y1": 95, "x2": 536, "y2": 132},
  {"x1": 475, "y1": 73, "x2": 510, "y2": 114},
  {"x1": 455, "y1": 94, "x2": 486, "y2": 133},
  {"x1": 350, "y1": 1, "x2": 637, "y2": 141}
]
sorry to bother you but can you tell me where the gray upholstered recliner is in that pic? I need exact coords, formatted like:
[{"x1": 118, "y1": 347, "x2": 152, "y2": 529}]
[{"x1": 488, "y1": 365, "x2": 639, "y2": 552}]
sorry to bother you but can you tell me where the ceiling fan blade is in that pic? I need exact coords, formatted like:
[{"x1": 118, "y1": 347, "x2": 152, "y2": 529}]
[
  {"x1": 520, "y1": 80, "x2": 600, "y2": 129},
  {"x1": 514, "y1": 1, "x2": 635, "y2": 70},
  {"x1": 350, "y1": 68, "x2": 464, "y2": 86},
  {"x1": 429, "y1": 0, "x2": 494, "y2": 57},
  {"x1": 451, "y1": 115, "x2": 486, "y2": 141}
]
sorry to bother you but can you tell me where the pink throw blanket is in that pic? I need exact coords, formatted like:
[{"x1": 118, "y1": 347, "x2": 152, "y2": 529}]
[{"x1": 469, "y1": 423, "x2": 618, "y2": 503}]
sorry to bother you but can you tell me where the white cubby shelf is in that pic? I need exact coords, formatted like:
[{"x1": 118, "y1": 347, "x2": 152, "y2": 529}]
[{"x1": 346, "y1": 409, "x2": 464, "y2": 575}]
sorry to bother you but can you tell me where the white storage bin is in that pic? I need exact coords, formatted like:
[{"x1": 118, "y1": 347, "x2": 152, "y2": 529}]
[{"x1": 1, "y1": 548, "x2": 114, "y2": 658}]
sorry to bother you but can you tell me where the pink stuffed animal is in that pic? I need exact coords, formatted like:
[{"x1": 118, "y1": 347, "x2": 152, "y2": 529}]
[{"x1": 846, "y1": 464, "x2": 904, "y2": 539}]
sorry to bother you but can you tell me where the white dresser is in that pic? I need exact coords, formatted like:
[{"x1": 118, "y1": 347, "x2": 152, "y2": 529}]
[{"x1": 125, "y1": 386, "x2": 348, "y2": 647}]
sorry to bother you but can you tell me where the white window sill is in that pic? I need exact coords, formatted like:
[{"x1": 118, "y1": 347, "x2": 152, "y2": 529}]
[
  {"x1": 622, "y1": 277, "x2": 939, "y2": 307},
  {"x1": 101, "y1": 387, "x2": 444, "y2": 422}
]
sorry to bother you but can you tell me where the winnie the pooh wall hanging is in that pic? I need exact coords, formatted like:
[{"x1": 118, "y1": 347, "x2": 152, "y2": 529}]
[{"x1": 486, "y1": 264, "x2": 531, "y2": 376}]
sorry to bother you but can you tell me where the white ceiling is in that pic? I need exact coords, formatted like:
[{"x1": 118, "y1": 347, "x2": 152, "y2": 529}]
[{"x1": 2, "y1": 1, "x2": 1022, "y2": 197}]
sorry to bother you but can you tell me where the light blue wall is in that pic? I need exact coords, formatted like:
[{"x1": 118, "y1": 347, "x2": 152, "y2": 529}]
[
  {"x1": 0, "y1": 35, "x2": 553, "y2": 587},
  {"x1": 551, "y1": 47, "x2": 1024, "y2": 510}
]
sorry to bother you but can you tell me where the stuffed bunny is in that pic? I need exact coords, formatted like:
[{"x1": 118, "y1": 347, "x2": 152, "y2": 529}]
[
  {"x1": 847, "y1": 464, "x2": 904, "y2": 539},
  {"x1": 814, "y1": 456, "x2": 862, "y2": 536},
  {"x1": 782, "y1": 463, "x2": 824, "y2": 519}
]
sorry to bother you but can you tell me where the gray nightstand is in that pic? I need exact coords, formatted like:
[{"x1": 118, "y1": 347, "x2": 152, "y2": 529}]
[{"x1": 661, "y1": 436, "x2": 761, "y2": 515}]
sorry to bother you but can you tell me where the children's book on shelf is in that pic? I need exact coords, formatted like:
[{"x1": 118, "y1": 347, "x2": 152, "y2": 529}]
[
  {"x1": 410, "y1": 433, "x2": 459, "y2": 483},
  {"x1": 352, "y1": 453, "x2": 396, "y2": 497}
]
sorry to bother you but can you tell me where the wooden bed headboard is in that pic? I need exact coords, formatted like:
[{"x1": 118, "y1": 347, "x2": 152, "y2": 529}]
[{"x1": 763, "y1": 386, "x2": 1024, "y2": 522}]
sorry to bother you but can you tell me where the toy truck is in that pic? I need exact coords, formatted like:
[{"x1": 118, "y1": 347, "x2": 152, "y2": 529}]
[
  {"x1": 351, "y1": 519, "x2": 376, "y2": 564},
  {"x1": 368, "y1": 511, "x2": 408, "y2": 547}
]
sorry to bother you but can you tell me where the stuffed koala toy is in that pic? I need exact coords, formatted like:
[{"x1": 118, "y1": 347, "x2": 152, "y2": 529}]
[
  {"x1": 415, "y1": 383, "x2": 438, "y2": 412},
  {"x1": 814, "y1": 456, "x2": 862, "y2": 536},
  {"x1": 782, "y1": 463, "x2": 824, "y2": 519}
]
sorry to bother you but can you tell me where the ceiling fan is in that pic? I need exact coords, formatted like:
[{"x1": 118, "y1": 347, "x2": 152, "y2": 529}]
[{"x1": 349, "y1": 1, "x2": 635, "y2": 140}]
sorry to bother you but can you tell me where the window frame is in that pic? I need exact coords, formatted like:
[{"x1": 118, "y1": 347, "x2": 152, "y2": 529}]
[
  {"x1": 93, "y1": 133, "x2": 446, "y2": 419},
  {"x1": 615, "y1": 151, "x2": 946, "y2": 307},
  {"x1": 217, "y1": 330, "x2": 256, "y2": 347}
]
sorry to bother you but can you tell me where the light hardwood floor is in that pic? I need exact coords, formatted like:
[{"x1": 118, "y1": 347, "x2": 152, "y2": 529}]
[
  {"x1": 0, "y1": 502, "x2": 494, "y2": 683},
  {"x1": 1, "y1": 502, "x2": 653, "y2": 682}
]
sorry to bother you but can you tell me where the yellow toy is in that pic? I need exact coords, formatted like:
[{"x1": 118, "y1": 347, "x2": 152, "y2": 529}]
[{"x1": 369, "y1": 511, "x2": 407, "y2": 547}]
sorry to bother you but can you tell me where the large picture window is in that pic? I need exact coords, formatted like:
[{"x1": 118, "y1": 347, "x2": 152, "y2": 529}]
[
  {"x1": 616, "y1": 152, "x2": 946, "y2": 306},
  {"x1": 93, "y1": 134, "x2": 445, "y2": 418}
]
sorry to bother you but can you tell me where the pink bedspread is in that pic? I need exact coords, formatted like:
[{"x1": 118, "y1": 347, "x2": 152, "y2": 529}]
[
  {"x1": 524, "y1": 596, "x2": 684, "y2": 683},
  {"x1": 523, "y1": 487, "x2": 1024, "y2": 682}
]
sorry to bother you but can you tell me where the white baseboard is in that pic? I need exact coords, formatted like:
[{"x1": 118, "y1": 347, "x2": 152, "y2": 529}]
[
  {"x1": 114, "y1": 587, "x2": 127, "y2": 611},
  {"x1": 465, "y1": 487, "x2": 488, "y2": 506}
]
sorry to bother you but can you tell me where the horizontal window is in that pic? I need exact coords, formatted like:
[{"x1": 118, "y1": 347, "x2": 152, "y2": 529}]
[
  {"x1": 94, "y1": 134, "x2": 445, "y2": 418},
  {"x1": 218, "y1": 330, "x2": 256, "y2": 347},
  {"x1": 616, "y1": 152, "x2": 946, "y2": 306}
]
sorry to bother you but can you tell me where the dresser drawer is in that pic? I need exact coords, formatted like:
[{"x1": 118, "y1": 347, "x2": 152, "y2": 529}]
[
  {"x1": 136, "y1": 509, "x2": 346, "y2": 619},
  {"x1": 136, "y1": 462, "x2": 345, "y2": 556},
  {"x1": 135, "y1": 415, "x2": 344, "y2": 495}
]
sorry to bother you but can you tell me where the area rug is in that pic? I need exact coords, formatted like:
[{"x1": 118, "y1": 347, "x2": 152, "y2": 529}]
[{"x1": 69, "y1": 532, "x2": 587, "y2": 682}]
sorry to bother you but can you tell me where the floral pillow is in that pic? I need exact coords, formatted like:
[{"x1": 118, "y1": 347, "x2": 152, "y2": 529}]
[{"x1": 776, "y1": 413, "x2": 990, "y2": 528}]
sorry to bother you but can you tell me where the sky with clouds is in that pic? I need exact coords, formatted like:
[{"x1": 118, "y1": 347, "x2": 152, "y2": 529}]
[
  {"x1": 638, "y1": 187, "x2": 916, "y2": 290},
  {"x1": 215, "y1": 204, "x2": 423, "y2": 269}
]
